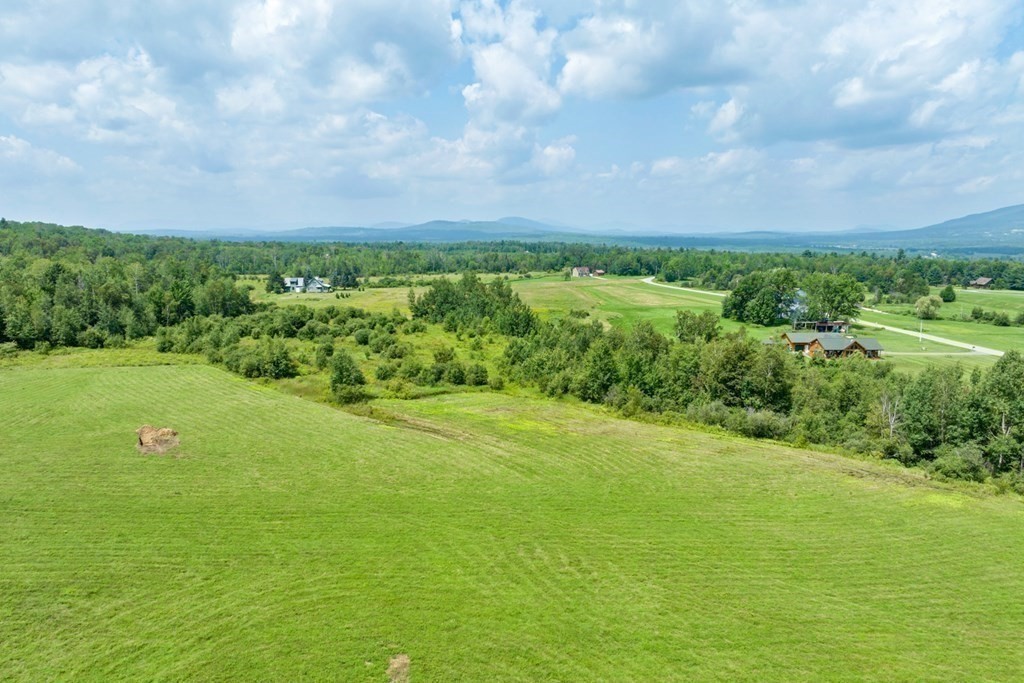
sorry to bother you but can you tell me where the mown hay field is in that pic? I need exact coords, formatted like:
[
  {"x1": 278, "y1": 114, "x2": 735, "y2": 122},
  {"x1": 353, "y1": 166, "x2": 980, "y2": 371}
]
[{"x1": 3, "y1": 361, "x2": 1024, "y2": 680}]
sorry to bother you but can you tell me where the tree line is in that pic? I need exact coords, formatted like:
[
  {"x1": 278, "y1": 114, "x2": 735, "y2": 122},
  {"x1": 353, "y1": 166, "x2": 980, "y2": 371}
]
[{"x1": 3, "y1": 218, "x2": 1023, "y2": 296}]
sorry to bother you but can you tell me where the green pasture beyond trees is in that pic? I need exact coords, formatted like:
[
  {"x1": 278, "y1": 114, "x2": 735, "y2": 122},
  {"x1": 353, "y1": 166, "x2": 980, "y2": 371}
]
[
  {"x1": 510, "y1": 277, "x2": 1011, "y2": 374},
  {"x1": 262, "y1": 275, "x2": 1011, "y2": 374},
  {"x1": 3, "y1": 361, "x2": 1024, "y2": 680}
]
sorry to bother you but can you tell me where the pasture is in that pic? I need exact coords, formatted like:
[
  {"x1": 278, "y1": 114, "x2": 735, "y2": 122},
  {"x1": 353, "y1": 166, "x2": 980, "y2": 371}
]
[
  {"x1": 513, "y1": 276, "x2": 1007, "y2": 372},
  {"x1": 512, "y1": 275, "x2": 740, "y2": 336},
  {"x1": 253, "y1": 274, "x2": 1016, "y2": 373},
  {"x1": 856, "y1": 309, "x2": 1020, "y2": 353},
  {"x1": 3, "y1": 360, "x2": 1024, "y2": 680}
]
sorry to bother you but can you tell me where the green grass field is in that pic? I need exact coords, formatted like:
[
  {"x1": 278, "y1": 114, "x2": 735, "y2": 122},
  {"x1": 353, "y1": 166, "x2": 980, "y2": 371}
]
[
  {"x1": 512, "y1": 275, "x2": 765, "y2": 337},
  {"x1": 515, "y1": 277, "x2": 1009, "y2": 373},
  {"x1": 250, "y1": 274, "x2": 1018, "y2": 375},
  {"x1": 856, "y1": 309, "x2": 1021, "y2": 352},
  {"x1": 4, "y1": 360, "x2": 1024, "y2": 680},
  {"x1": 871, "y1": 286, "x2": 1024, "y2": 318},
  {"x1": 246, "y1": 273, "x2": 545, "y2": 315}
]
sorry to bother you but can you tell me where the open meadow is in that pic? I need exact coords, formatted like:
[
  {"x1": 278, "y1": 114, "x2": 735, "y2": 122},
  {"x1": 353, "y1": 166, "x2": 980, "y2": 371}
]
[
  {"x1": 512, "y1": 275, "x2": 739, "y2": 336},
  {"x1": 3, "y1": 357, "x2": 1024, "y2": 680}
]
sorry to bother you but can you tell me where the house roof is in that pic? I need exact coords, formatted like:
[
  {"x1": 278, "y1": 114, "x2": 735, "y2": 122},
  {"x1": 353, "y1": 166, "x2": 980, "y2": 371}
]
[
  {"x1": 812, "y1": 333, "x2": 855, "y2": 351},
  {"x1": 782, "y1": 332, "x2": 819, "y2": 344},
  {"x1": 784, "y1": 331, "x2": 885, "y2": 354},
  {"x1": 971, "y1": 277, "x2": 993, "y2": 285}
]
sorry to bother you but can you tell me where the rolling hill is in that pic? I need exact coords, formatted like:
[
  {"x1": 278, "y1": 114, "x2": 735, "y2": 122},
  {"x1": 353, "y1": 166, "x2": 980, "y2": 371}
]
[{"x1": 124, "y1": 203, "x2": 1024, "y2": 255}]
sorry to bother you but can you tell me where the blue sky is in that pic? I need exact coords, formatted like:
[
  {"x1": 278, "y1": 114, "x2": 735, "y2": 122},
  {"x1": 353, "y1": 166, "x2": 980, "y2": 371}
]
[{"x1": 1, "y1": 0, "x2": 1023, "y2": 233}]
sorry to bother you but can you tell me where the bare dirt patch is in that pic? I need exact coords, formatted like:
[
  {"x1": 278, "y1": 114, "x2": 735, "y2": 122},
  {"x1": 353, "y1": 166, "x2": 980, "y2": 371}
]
[
  {"x1": 135, "y1": 425, "x2": 180, "y2": 455},
  {"x1": 387, "y1": 654, "x2": 410, "y2": 682}
]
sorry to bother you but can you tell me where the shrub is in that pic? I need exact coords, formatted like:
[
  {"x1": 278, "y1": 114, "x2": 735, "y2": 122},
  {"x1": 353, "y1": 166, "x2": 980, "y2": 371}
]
[
  {"x1": 433, "y1": 346, "x2": 456, "y2": 364},
  {"x1": 381, "y1": 342, "x2": 411, "y2": 360},
  {"x1": 738, "y1": 409, "x2": 792, "y2": 440},
  {"x1": 314, "y1": 341, "x2": 334, "y2": 370},
  {"x1": 466, "y1": 363, "x2": 489, "y2": 386},
  {"x1": 375, "y1": 362, "x2": 398, "y2": 381},
  {"x1": 385, "y1": 378, "x2": 415, "y2": 399},
  {"x1": 353, "y1": 328, "x2": 372, "y2": 345},
  {"x1": 685, "y1": 401, "x2": 732, "y2": 428},
  {"x1": 259, "y1": 338, "x2": 298, "y2": 379},
  {"x1": 369, "y1": 333, "x2": 396, "y2": 354},
  {"x1": 329, "y1": 349, "x2": 366, "y2": 398},
  {"x1": 404, "y1": 319, "x2": 427, "y2": 334},
  {"x1": 879, "y1": 438, "x2": 915, "y2": 464},
  {"x1": 443, "y1": 361, "x2": 466, "y2": 385},
  {"x1": 333, "y1": 386, "x2": 367, "y2": 404},
  {"x1": 297, "y1": 320, "x2": 329, "y2": 341},
  {"x1": 929, "y1": 444, "x2": 990, "y2": 483}
]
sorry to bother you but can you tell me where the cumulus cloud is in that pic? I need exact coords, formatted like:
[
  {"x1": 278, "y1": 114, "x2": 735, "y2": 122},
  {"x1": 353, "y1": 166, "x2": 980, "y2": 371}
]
[
  {"x1": 230, "y1": 0, "x2": 460, "y2": 90},
  {"x1": 558, "y1": 2, "x2": 742, "y2": 98},
  {"x1": 0, "y1": 1, "x2": 1022, "y2": 230},
  {"x1": 717, "y1": 0, "x2": 1024, "y2": 146},
  {"x1": 460, "y1": 0, "x2": 561, "y2": 124},
  {"x1": 0, "y1": 135, "x2": 79, "y2": 174}
]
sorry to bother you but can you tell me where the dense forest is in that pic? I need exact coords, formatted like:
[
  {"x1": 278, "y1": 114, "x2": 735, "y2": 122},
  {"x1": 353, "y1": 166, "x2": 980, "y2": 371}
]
[
  {"x1": 3, "y1": 217, "x2": 1024, "y2": 350},
  {"x1": 2, "y1": 219, "x2": 1023, "y2": 491}
]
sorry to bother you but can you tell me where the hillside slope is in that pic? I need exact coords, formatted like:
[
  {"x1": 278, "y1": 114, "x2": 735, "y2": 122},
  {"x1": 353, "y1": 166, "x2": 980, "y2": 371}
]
[{"x1": 2, "y1": 362, "x2": 1023, "y2": 680}]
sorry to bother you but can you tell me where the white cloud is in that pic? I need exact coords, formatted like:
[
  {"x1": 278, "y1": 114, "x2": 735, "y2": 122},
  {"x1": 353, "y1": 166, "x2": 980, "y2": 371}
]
[
  {"x1": 230, "y1": 0, "x2": 460, "y2": 104},
  {"x1": 532, "y1": 137, "x2": 576, "y2": 176},
  {"x1": 557, "y1": 2, "x2": 741, "y2": 99},
  {"x1": 216, "y1": 76, "x2": 285, "y2": 118},
  {"x1": 708, "y1": 98, "x2": 745, "y2": 140},
  {"x1": 460, "y1": 1, "x2": 560, "y2": 124},
  {"x1": 0, "y1": 135, "x2": 79, "y2": 176},
  {"x1": 0, "y1": 1, "x2": 1023, "y2": 230}
]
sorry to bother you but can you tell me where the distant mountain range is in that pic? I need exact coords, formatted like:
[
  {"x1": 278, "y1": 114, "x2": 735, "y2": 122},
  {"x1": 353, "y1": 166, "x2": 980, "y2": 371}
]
[{"x1": 131, "y1": 204, "x2": 1024, "y2": 256}]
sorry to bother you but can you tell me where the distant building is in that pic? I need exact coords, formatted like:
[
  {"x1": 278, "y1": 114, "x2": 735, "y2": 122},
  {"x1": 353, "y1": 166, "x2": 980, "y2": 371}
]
[
  {"x1": 969, "y1": 277, "x2": 993, "y2": 288},
  {"x1": 781, "y1": 332, "x2": 882, "y2": 359},
  {"x1": 571, "y1": 266, "x2": 592, "y2": 278},
  {"x1": 793, "y1": 319, "x2": 849, "y2": 334},
  {"x1": 594, "y1": 269, "x2": 606, "y2": 276},
  {"x1": 283, "y1": 276, "x2": 332, "y2": 293}
]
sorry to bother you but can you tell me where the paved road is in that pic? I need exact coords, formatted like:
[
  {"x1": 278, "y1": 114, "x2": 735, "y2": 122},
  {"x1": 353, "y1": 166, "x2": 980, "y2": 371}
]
[
  {"x1": 853, "y1": 317, "x2": 1004, "y2": 356},
  {"x1": 641, "y1": 277, "x2": 727, "y2": 297},
  {"x1": 883, "y1": 351, "x2": 990, "y2": 357},
  {"x1": 638, "y1": 277, "x2": 1005, "y2": 357}
]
